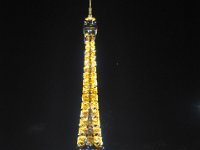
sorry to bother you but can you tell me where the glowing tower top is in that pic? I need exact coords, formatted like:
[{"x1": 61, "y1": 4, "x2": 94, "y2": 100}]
[
  {"x1": 83, "y1": 0, "x2": 97, "y2": 36},
  {"x1": 76, "y1": 0, "x2": 103, "y2": 150}
]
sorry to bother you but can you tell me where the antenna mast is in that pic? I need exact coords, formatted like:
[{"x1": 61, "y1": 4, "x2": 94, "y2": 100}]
[{"x1": 88, "y1": 0, "x2": 92, "y2": 17}]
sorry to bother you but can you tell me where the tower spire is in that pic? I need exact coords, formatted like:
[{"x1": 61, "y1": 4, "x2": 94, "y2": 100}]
[{"x1": 88, "y1": 0, "x2": 92, "y2": 17}]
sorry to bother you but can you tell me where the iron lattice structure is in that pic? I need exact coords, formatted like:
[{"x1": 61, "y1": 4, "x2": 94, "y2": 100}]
[{"x1": 77, "y1": 0, "x2": 103, "y2": 150}]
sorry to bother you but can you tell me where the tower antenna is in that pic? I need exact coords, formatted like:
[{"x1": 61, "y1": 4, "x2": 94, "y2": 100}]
[{"x1": 88, "y1": 0, "x2": 92, "y2": 17}]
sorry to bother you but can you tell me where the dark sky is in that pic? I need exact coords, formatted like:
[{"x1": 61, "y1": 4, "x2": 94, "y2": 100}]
[{"x1": 1, "y1": 0, "x2": 200, "y2": 150}]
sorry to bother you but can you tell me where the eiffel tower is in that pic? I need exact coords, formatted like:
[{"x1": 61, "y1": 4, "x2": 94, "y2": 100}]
[{"x1": 76, "y1": 0, "x2": 103, "y2": 150}]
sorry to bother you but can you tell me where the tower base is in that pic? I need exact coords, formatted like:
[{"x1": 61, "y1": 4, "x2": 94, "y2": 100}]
[{"x1": 77, "y1": 145, "x2": 104, "y2": 150}]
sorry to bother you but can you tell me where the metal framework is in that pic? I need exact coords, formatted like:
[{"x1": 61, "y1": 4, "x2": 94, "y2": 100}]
[{"x1": 77, "y1": 0, "x2": 103, "y2": 150}]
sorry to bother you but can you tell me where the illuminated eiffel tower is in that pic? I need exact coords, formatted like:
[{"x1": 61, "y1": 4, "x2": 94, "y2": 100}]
[{"x1": 76, "y1": 0, "x2": 103, "y2": 150}]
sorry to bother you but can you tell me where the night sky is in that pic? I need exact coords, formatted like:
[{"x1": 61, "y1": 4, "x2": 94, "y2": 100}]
[{"x1": 1, "y1": 0, "x2": 200, "y2": 150}]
